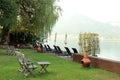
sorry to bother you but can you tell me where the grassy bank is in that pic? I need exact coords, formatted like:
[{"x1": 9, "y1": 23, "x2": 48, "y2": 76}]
[{"x1": 0, "y1": 49, "x2": 120, "y2": 80}]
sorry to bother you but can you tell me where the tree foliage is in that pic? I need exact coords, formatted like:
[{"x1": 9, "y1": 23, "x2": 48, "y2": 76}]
[
  {"x1": 0, "y1": 0, "x2": 18, "y2": 42},
  {"x1": 12, "y1": 0, "x2": 61, "y2": 42},
  {"x1": 0, "y1": 0, "x2": 61, "y2": 44}
]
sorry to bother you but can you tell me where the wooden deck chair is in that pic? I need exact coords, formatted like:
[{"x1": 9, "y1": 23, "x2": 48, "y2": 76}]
[
  {"x1": 16, "y1": 51, "x2": 26, "y2": 72},
  {"x1": 10, "y1": 46, "x2": 17, "y2": 56},
  {"x1": 6, "y1": 45, "x2": 12, "y2": 55},
  {"x1": 6, "y1": 45, "x2": 18, "y2": 56},
  {"x1": 16, "y1": 52, "x2": 37, "y2": 77}
]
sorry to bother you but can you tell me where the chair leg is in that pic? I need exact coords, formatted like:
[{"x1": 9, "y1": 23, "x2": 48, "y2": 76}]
[{"x1": 24, "y1": 68, "x2": 35, "y2": 77}]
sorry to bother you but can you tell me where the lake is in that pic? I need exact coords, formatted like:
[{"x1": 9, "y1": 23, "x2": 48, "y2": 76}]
[
  {"x1": 99, "y1": 40, "x2": 120, "y2": 61},
  {"x1": 46, "y1": 34, "x2": 120, "y2": 61}
]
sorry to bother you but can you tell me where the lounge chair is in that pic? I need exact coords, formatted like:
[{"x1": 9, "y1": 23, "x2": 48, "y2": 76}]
[
  {"x1": 72, "y1": 48, "x2": 78, "y2": 53},
  {"x1": 44, "y1": 44, "x2": 53, "y2": 53},
  {"x1": 64, "y1": 47, "x2": 72, "y2": 57},
  {"x1": 53, "y1": 45, "x2": 59, "y2": 54},
  {"x1": 53, "y1": 45, "x2": 64, "y2": 55},
  {"x1": 56, "y1": 46, "x2": 63, "y2": 54},
  {"x1": 47, "y1": 45, "x2": 52, "y2": 51},
  {"x1": 44, "y1": 45, "x2": 49, "y2": 52}
]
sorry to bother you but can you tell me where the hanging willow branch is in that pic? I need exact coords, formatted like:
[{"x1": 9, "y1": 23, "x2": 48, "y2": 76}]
[{"x1": 12, "y1": 0, "x2": 62, "y2": 42}]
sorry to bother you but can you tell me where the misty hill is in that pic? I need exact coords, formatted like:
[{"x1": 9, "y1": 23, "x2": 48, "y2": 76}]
[{"x1": 53, "y1": 14, "x2": 120, "y2": 36}]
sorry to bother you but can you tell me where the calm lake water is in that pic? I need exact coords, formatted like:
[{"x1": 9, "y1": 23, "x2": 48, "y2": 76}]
[
  {"x1": 99, "y1": 40, "x2": 120, "y2": 61},
  {"x1": 46, "y1": 34, "x2": 120, "y2": 61}
]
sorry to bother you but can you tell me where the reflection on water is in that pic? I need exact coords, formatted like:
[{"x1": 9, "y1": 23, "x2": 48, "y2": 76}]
[{"x1": 47, "y1": 34, "x2": 120, "y2": 61}]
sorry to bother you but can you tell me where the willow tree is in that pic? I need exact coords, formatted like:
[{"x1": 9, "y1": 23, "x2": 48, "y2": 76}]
[
  {"x1": 10, "y1": 0, "x2": 61, "y2": 43},
  {"x1": 0, "y1": 0, "x2": 18, "y2": 43}
]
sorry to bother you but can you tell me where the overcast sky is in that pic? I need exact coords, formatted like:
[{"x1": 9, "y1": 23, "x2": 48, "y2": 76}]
[
  {"x1": 48, "y1": 0, "x2": 120, "y2": 49},
  {"x1": 58, "y1": 0, "x2": 120, "y2": 23},
  {"x1": 51, "y1": 0, "x2": 120, "y2": 35}
]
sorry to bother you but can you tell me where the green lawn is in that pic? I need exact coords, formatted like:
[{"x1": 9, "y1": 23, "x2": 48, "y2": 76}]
[{"x1": 0, "y1": 49, "x2": 120, "y2": 80}]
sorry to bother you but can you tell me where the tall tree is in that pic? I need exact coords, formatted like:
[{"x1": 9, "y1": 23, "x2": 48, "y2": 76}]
[
  {"x1": 15, "y1": 0, "x2": 61, "y2": 42},
  {"x1": 0, "y1": 0, "x2": 18, "y2": 43}
]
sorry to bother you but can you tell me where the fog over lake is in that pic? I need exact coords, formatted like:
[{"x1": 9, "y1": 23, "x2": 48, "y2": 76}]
[{"x1": 46, "y1": 0, "x2": 120, "y2": 61}]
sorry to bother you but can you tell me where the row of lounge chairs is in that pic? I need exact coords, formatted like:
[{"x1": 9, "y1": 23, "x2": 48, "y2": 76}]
[
  {"x1": 6, "y1": 44, "x2": 78, "y2": 58},
  {"x1": 41, "y1": 44, "x2": 79, "y2": 57}
]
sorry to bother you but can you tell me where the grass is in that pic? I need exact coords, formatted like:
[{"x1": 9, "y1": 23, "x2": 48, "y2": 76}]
[{"x1": 0, "y1": 49, "x2": 120, "y2": 80}]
